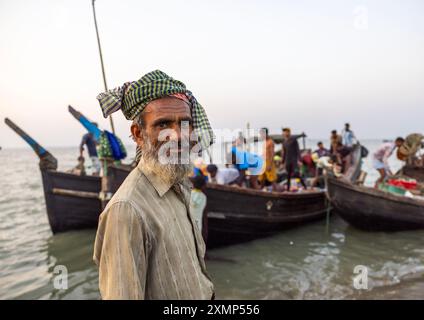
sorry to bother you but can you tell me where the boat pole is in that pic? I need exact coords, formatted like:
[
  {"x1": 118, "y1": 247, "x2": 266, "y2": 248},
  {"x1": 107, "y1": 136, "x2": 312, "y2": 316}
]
[
  {"x1": 91, "y1": 0, "x2": 116, "y2": 207},
  {"x1": 323, "y1": 174, "x2": 332, "y2": 234},
  {"x1": 91, "y1": 0, "x2": 115, "y2": 135}
]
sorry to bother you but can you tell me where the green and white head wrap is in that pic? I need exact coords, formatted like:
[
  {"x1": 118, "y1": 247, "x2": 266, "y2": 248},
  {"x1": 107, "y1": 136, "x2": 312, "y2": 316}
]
[{"x1": 96, "y1": 70, "x2": 214, "y2": 159}]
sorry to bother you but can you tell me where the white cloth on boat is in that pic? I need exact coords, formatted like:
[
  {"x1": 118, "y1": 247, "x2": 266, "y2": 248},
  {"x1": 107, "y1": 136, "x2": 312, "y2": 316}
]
[{"x1": 212, "y1": 168, "x2": 239, "y2": 185}]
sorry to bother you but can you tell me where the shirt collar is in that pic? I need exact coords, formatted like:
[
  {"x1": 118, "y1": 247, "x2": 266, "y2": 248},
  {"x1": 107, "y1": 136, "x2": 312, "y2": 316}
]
[
  {"x1": 136, "y1": 158, "x2": 192, "y2": 198},
  {"x1": 136, "y1": 159, "x2": 172, "y2": 197}
]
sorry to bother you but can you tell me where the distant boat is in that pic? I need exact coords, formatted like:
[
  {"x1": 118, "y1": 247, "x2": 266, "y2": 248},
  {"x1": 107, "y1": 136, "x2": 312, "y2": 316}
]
[{"x1": 327, "y1": 145, "x2": 424, "y2": 231}]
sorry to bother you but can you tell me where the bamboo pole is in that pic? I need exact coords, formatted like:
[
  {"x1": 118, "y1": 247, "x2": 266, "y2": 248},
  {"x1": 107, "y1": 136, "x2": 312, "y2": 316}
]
[{"x1": 91, "y1": 0, "x2": 115, "y2": 134}]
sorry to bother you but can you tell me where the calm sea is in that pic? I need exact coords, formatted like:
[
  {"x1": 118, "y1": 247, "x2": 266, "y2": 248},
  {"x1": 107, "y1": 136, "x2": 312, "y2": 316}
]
[{"x1": 1, "y1": 140, "x2": 424, "y2": 299}]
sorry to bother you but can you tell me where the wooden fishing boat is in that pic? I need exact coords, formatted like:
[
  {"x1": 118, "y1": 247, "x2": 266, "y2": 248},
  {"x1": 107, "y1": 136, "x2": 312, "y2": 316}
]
[
  {"x1": 327, "y1": 145, "x2": 424, "y2": 231},
  {"x1": 5, "y1": 118, "x2": 330, "y2": 247},
  {"x1": 204, "y1": 185, "x2": 327, "y2": 247}
]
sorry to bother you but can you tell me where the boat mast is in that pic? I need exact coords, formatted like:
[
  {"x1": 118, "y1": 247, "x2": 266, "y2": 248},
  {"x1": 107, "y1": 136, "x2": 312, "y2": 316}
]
[{"x1": 91, "y1": 0, "x2": 115, "y2": 134}]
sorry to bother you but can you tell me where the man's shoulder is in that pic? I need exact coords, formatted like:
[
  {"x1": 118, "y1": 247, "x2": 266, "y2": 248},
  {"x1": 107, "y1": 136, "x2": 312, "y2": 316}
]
[{"x1": 104, "y1": 168, "x2": 150, "y2": 211}]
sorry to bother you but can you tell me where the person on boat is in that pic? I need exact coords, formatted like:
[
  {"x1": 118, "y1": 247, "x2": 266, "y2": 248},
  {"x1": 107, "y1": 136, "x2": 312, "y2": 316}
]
[
  {"x1": 300, "y1": 149, "x2": 316, "y2": 178},
  {"x1": 68, "y1": 156, "x2": 86, "y2": 176},
  {"x1": 341, "y1": 123, "x2": 357, "y2": 147},
  {"x1": 93, "y1": 70, "x2": 214, "y2": 300},
  {"x1": 230, "y1": 143, "x2": 263, "y2": 188},
  {"x1": 79, "y1": 124, "x2": 101, "y2": 176},
  {"x1": 206, "y1": 164, "x2": 239, "y2": 185},
  {"x1": 330, "y1": 130, "x2": 343, "y2": 155},
  {"x1": 334, "y1": 142, "x2": 353, "y2": 174},
  {"x1": 373, "y1": 137, "x2": 405, "y2": 188},
  {"x1": 192, "y1": 157, "x2": 209, "y2": 182},
  {"x1": 314, "y1": 141, "x2": 331, "y2": 158},
  {"x1": 281, "y1": 128, "x2": 307, "y2": 191},
  {"x1": 189, "y1": 175, "x2": 208, "y2": 240},
  {"x1": 258, "y1": 127, "x2": 277, "y2": 191},
  {"x1": 311, "y1": 143, "x2": 330, "y2": 187},
  {"x1": 311, "y1": 154, "x2": 338, "y2": 187},
  {"x1": 397, "y1": 133, "x2": 424, "y2": 166}
]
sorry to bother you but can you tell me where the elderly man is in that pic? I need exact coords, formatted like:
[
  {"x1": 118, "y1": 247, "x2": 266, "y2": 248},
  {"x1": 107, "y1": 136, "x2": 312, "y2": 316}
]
[{"x1": 93, "y1": 70, "x2": 215, "y2": 300}]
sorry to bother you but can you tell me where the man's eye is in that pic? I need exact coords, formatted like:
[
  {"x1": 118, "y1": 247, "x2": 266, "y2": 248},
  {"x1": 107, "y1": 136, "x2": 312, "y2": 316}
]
[{"x1": 157, "y1": 122, "x2": 169, "y2": 128}]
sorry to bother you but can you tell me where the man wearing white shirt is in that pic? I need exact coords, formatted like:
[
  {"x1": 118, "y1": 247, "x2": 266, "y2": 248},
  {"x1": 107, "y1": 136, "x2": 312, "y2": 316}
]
[
  {"x1": 341, "y1": 123, "x2": 357, "y2": 147},
  {"x1": 373, "y1": 137, "x2": 404, "y2": 187}
]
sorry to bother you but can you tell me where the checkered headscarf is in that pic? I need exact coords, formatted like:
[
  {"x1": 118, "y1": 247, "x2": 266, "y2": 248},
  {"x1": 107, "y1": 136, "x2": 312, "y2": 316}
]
[{"x1": 96, "y1": 70, "x2": 214, "y2": 155}]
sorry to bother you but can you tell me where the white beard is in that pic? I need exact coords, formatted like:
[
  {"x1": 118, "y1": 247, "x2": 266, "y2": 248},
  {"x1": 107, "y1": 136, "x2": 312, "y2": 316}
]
[{"x1": 139, "y1": 136, "x2": 192, "y2": 186}]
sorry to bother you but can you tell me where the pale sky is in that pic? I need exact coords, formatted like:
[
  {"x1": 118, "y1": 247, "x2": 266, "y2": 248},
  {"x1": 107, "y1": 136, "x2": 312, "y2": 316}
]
[{"x1": 1, "y1": 0, "x2": 423, "y2": 148}]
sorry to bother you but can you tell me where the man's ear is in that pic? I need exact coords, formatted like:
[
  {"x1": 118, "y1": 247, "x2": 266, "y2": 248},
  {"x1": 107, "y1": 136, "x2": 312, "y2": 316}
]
[{"x1": 131, "y1": 123, "x2": 144, "y2": 147}]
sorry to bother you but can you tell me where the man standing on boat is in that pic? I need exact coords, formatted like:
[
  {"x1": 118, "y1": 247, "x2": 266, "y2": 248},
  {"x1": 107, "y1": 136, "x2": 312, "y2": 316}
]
[
  {"x1": 79, "y1": 125, "x2": 101, "y2": 176},
  {"x1": 341, "y1": 123, "x2": 357, "y2": 147},
  {"x1": 258, "y1": 127, "x2": 277, "y2": 191},
  {"x1": 93, "y1": 70, "x2": 214, "y2": 300},
  {"x1": 373, "y1": 137, "x2": 405, "y2": 188},
  {"x1": 330, "y1": 129, "x2": 343, "y2": 154},
  {"x1": 281, "y1": 128, "x2": 307, "y2": 191}
]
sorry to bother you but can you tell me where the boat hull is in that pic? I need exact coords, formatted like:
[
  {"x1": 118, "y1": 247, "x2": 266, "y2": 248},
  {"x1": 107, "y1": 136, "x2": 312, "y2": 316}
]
[
  {"x1": 41, "y1": 166, "x2": 328, "y2": 247},
  {"x1": 327, "y1": 177, "x2": 424, "y2": 231},
  {"x1": 205, "y1": 184, "x2": 327, "y2": 247},
  {"x1": 41, "y1": 170, "x2": 102, "y2": 233}
]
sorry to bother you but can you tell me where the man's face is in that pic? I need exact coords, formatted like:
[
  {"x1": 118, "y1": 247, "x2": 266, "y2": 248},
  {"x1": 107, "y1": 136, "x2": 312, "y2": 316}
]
[
  {"x1": 132, "y1": 97, "x2": 193, "y2": 154},
  {"x1": 282, "y1": 130, "x2": 290, "y2": 139},
  {"x1": 318, "y1": 143, "x2": 323, "y2": 149},
  {"x1": 395, "y1": 140, "x2": 403, "y2": 148},
  {"x1": 131, "y1": 97, "x2": 194, "y2": 184}
]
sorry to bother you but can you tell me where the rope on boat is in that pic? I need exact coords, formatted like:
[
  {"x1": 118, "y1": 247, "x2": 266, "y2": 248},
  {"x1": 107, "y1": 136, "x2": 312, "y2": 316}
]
[{"x1": 323, "y1": 174, "x2": 333, "y2": 234}]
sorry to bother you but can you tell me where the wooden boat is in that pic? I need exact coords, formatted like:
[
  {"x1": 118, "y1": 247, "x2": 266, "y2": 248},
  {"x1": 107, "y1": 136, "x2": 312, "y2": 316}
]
[
  {"x1": 401, "y1": 165, "x2": 424, "y2": 182},
  {"x1": 327, "y1": 145, "x2": 424, "y2": 231},
  {"x1": 5, "y1": 118, "x2": 103, "y2": 233},
  {"x1": 5, "y1": 118, "x2": 329, "y2": 248},
  {"x1": 204, "y1": 184, "x2": 327, "y2": 247}
]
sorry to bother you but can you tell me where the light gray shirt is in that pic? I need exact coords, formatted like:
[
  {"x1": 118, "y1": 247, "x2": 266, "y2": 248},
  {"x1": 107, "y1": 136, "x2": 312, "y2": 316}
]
[{"x1": 93, "y1": 159, "x2": 214, "y2": 300}]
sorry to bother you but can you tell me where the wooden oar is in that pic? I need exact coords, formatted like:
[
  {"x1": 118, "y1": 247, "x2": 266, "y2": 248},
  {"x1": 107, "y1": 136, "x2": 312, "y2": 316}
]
[{"x1": 4, "y1": 118, "x2": 58, "y2": 170}]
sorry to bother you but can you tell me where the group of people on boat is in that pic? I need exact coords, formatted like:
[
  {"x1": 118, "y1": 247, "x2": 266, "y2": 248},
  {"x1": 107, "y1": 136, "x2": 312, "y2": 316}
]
[{"x1": 189, "y1": 123, "x2": 361, "y2": 194}]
